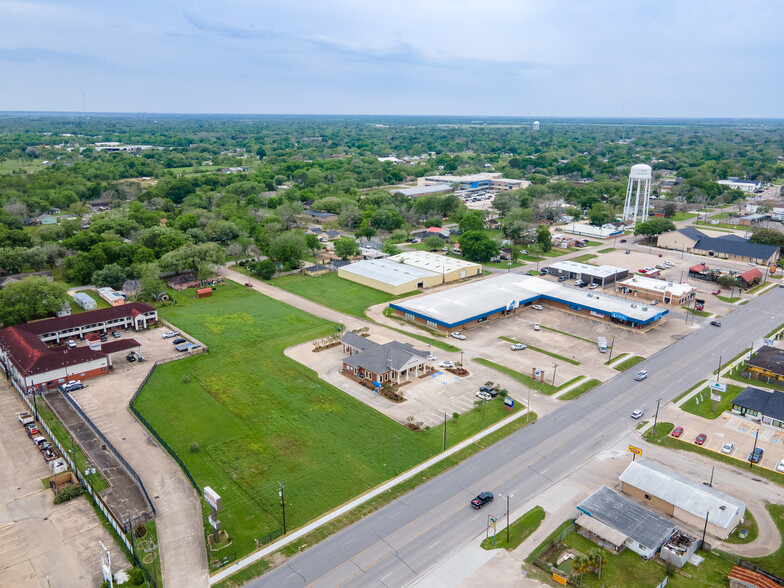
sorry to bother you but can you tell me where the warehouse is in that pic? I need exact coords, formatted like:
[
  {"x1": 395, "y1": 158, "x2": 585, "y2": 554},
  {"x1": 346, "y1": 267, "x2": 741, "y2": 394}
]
[
  {"x1": 615, "y1": 275, "x2": 696, "y2": 306},
  {"x1": 392, "y1": 184, "x2": 454, "y2": 198},
  {"x1": 386, "y1": 251, "x2": 482, "y2": 283},
  {"x1": 338, "y1": 259, "x2": 441, "y2": 295},
  {"x1": 547, "y1": 260, "x2": 629, "y2": 287},
  {"x1": 619, "y1": 459, "x2": 746, "y2": 540},
  {"x1": 389, "y1": 273, "x2": 668, "y2": 333},
  {"x1": 657, "y1": 227, "x2": 779, "y2": 266}
]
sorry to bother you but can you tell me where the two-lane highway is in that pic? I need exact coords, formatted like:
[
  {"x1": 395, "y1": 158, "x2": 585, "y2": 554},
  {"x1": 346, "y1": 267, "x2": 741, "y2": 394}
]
[{"x1": 250, "y1": 288, "x2": 784, "y2": 587}]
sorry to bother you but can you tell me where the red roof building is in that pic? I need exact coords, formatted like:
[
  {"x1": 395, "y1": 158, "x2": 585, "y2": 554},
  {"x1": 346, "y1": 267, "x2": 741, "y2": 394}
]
[
  {"x1": 0, "y1": 304, "x2": 156, "y2": 391},
  {"x1": 728, "y1": 565, "x2": 781, "y2": 588},
  {"x1": 738, "y1": 268, "x2": 763, "y2": 288}
]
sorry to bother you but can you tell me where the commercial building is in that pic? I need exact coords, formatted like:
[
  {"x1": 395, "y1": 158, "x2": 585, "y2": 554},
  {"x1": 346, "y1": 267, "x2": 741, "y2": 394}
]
[
  {"x1": 619, "y1": 459, "x2": 746, "y2": 540},
  {"x1": 340, "y1": 332, "x2": 429, "y2": 385},
  {"x1": 736, "y1": 214, "x2": 768, "y2": 227},
  {"x1": 576, "y1": 486, "x2": 676, "y2": 559},
  {"x1": 97, "y1": 287, "x2": 126, "y2": 306},
  {"x1": 419, "y1": 173, "x2": 529, "y2": 192},
  {"x1": 0, "y1": 303, "x2": 156, "y2": 391},
  {"x1": 743, "y1": 346, "x2": 784, "y2": 384},
  {"x1": 717, "y1": 179, "x2": 761, "y2": 193},
  {"x1": 390, "y1": 273, "x2": 668, "y2": 333},
  {"x1": 738, "y1": 268, "x2": 763, "y2": 288},
  {"x1": 657, "y1": 227, "x2": 779, "y2": 266},
  {"x1": 563, "y1": 223, "x2": 624, "y2": 239},
  {"x1": 546, "y1": 261, "x2": 629, "y2": 287},
  {"x1": 730, "y1": 386, "x2": 784, "y2": 429},
  {"x1": 392, "y1": 184, "x2": 454, "y2": 198},
  {"x1": 386, "y1": 252, "x2": 482, "y2": 283},
  {"x1": 615, "y1": 276, "x2": 696, "y2": 306},
  {"x1": 338, "y1": 259, "x2": 442, "y2": 295}
]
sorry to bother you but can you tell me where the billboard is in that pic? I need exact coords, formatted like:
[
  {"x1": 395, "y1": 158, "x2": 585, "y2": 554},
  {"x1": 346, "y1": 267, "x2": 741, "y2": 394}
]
[{"x1": 708, "y1": 381, "x2": 727, "y2": 393}]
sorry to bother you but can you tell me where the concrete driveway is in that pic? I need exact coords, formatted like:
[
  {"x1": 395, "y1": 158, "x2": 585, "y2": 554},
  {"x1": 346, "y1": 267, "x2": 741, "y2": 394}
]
[
  {"x1": 0, "y1": 381, "x2": 127, "y2": 587},
  {"x1": 67, "y1": 324, "x2": 209, "y2": 588}
]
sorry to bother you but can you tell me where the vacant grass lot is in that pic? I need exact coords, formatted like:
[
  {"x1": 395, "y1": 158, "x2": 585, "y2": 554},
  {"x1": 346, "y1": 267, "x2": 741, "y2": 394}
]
[
  {"x1": 272, "y1": 272, "x2": 412, "y2": 318},
  {"x1": 134, "y1": 283, "x2": 518, "y2": 559},
  {"x1": 680, "y1": 384, "x2": 743, "y2": 419}
]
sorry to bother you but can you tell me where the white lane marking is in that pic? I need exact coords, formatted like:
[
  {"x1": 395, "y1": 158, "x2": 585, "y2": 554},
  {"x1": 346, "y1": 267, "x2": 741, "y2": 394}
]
[{"x1": 428, "y1": 540, "x2": 441, "y2": 550}]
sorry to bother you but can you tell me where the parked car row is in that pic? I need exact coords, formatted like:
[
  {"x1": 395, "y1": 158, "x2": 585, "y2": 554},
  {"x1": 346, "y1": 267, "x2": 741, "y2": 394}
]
[
  {"x1": 671, "y1": 424, "x2": 784, "y2": 471},
  {"x1": 17, "y1": 412, "x2": 59, "y2": 463}
]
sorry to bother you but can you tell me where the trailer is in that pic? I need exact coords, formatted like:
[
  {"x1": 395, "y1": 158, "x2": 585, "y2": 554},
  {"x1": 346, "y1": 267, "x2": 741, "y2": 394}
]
[{"x1": 17, "y1": 411, "x2": 35, "y2": 426}]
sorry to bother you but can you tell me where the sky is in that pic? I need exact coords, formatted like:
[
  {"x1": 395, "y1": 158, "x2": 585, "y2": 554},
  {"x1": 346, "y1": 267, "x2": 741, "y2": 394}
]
[{"x1": 2, "y1": 0, "x2": 783, "y2": 117}]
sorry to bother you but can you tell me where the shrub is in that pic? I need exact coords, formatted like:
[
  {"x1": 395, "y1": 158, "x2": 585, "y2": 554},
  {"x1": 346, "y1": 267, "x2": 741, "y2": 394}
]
[
  {"x1": 190, "y1": 442, "x2": 200, "y2": 453},
  {"x1": 53, "y1": 484, "x2": 85, "y2": 504},
  {"x1": 452, "y1": 412, "x2": 460, "y2": 420},
  {"x1": 499, "y1": 389, "x2": 508, "y2": 398},
  {"x1": 182, "y1": 373, "x2": 192, "y2": 383},
  {"x1": 128, "y1": 567, "x2": 145, "y2": 585}
]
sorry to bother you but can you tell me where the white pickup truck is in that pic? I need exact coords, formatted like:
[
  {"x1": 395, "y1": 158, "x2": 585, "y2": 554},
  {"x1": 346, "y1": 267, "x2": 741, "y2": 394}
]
[{"x1": 17, "y1": 411, "x2": 34, "y2": 426}]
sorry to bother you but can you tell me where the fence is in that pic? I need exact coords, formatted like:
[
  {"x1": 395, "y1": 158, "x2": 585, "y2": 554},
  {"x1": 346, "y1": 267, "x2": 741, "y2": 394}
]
[
  {"x1": 208, "y1": 549, "x2": 237, "y2": 571},
  {"x1": 255, "y1": 527, "x2": 284, "y2": 547},
  {"x1": 58, "y1": 388, "x2": 156, "y2": 518},
  {"x1": 714, "y1": 549, "x2": 784, "y2": 586}
]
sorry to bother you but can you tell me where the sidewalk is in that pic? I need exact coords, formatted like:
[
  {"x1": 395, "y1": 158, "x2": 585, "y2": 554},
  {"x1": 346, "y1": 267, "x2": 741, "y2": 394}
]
[{"x1": 209, "y1": 406, "x2": 532, "y2": 585}]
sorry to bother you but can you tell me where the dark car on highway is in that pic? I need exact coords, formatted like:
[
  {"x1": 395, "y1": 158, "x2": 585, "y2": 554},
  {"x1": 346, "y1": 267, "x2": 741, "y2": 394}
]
[
  {"x1": 710, "y1": 321, "x2": 721, "y2": 327},
  {"x1": 471, "y1": 492, "x2": 494, "y2": 509}
]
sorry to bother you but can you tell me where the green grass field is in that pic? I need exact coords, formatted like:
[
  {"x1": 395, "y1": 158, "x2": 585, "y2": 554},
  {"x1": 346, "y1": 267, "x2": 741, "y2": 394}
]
[
  {"x1": 680, "y1": 384, "x2": 742, "y2": 419},
  {"x1": 670, "y1": 211, "x2": 698, "y2": 221},
  {"x1": 134, "y1": 282, "x2": 519, "y2": 559},
  {"x1": 0, "y1": 157, "x2": 46, "y2": 174},
  {"x1": 569, "y1": 254, "x2": 597, "y2": 264},
  {"x1": 272, "y1": 272, "x2": 412, "y2": 318},
  {"x1": 69, "y1": 290, "x2": 112, "y2": 314},
  {"x1": 597, "y1": 247, "x2": 615, "y2": 254},
  {"x1": 481, "y1": 505, "x2": 545, "y2": 550}
]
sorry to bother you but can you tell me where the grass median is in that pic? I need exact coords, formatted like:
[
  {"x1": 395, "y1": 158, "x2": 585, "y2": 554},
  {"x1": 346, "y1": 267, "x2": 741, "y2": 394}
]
[
  {"x1": 499, "y1": 336, "x2": 580, "y2": 365},
  {"x1": 481, "y1": 505, "x2": 545, "y2": 551},
  {"x1": 557, "y1": 379, "x2": 601, "y2": 400},
  {"x1": 473, "y1": 358, "x2": 582, "y2": 395},
  {"x1": 612, "y1": 355, "x2": 645, "y2": 372}
]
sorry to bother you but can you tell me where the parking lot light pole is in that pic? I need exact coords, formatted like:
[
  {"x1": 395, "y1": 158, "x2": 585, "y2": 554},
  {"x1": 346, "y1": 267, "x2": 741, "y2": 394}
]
[
  {"x1": 750, "y1": 428, "x2": 759, "y2": 469},
  {"x1": 552, "y1": 363, "x2": 558, "y2": 387},
  {"x1": 652, "y1": 399, "x2": 661, "y2": 433},
  {"x1": 506, "y1": 494, "x2": 513, "y2": 543},
  {"x1": 442, "y1": 412, "x2": 447, "y2": 451}
]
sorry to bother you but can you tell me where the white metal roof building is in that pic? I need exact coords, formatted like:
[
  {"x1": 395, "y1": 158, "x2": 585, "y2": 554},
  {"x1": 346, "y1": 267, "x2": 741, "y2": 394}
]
[
  {"x1": 563, "y1": 223, "x2": 624, "y2": 239},
  {"x1": 391, "y1": 184, "x2": 454, "y2": 198},
  {"x1": 619, "y1": 459, "x2": 746, "y2": 539},
  {"x1": 386, "y1": 251, "x2": 482, "y2": 281},
  {"x1": 337, "y1": 259, "x2": 442, "y2": 295},
  {"x1": 390, "y1": 273, "x2": 668, "y2": 331},
  {"x1": 546, "y1": 260, "x2": 630, "y2": 286}
]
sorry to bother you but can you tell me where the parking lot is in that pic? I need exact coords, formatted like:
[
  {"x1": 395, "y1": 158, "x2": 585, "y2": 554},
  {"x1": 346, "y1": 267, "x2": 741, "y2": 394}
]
[
  {"x1": 661, "y1": 402, "x2": 784, "y2": 475},
  {"x1": 0, "y1": 381, "x2": 127, "y2": 587}
]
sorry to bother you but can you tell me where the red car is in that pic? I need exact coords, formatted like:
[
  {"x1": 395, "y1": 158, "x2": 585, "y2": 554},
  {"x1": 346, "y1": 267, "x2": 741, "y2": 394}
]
[
  {"x1": 695, "y1": 433, "x2": 707, "y2": 445},
  {"x1": 671, "y1": 426, "x2": 683, "y2": 438},
  {"x1": 712, "y1": 289, "x2": 721, "y2": 295}
]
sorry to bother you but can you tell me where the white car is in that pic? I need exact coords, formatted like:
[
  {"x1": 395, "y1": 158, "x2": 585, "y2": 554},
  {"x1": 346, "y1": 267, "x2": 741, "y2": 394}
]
[
  {"x1": 573, "y1": 280, "x2": 583, "y2": 286},
  {"x1": 510, "y1": 343, "x2": 527, "y2": 351},
  {"x1": 426, "y1": 354, "x2": 437, "y2": 361},
  {"x1": 721, "y1": 442, "x2": 734, "y2": 454},
  {"x1": 450, "y1": 332, "x2": 466, "y2": 340},
  {"x1": 66, "y1": 339, "x2": 77, "y2": 348},
  {"x1": 631, "y1": 410, "x2": 644, "y2": 419},
  {"x1": 475, "y1": 391, "x2": 492, "y2": 401},
  {"x1": 532, "y1": 304, "x2": 543, "y2": 310},
  {"x1": 533, "y1": 323, "x2": 540, "y2": 331},
  {"x1": 162, "y1": 330, "x2": 179, "y2": 339},
  {"x1": 439, "y1": 361, "x2": 455, "y2": 368},
  {"x1": 777, "y1": 459, "x2": 784, "y2": 473},
  {"x1": 588, "y1": 284, "x2": 599, "y2": 290},
  {"x1": 634, "y1": 370, "x2": 648, "y2": 381}
]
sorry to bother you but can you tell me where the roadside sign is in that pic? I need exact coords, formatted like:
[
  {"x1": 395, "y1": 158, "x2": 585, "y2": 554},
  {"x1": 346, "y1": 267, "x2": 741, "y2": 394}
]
[
  {"x1": 504, "y1": 397, "x2": 514, "y2": 408},
  {"x1": 709, "y1": 381, "x2": 727, "y2": 393},
  {"x1": 764, "y1": 338, "x2": 775, "y2": 347},
  {"x1": 489, "y1": 515, "x2": 496, "y2": 530},
  {"x1": 628, "y1": 445, "x2": 642, "y2": 456},
  {"x1": 204, "y1": 486, "x2": 222, "y2": 511},
  {"x1": 553, "y1": 572, "x2": 568, "y2": 585},
  {"x1": 710, "y1": 393, "x2": 722, "y2": 402}
]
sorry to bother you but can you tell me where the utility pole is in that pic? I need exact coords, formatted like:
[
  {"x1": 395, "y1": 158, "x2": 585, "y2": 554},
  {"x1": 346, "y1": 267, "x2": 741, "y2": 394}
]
[
  {"x1": 527, "y1": 388, "x2": 532, "y2": 422},
  {"x1": 607, "y1": 336, "x2": 615, "y2": 363},
  {"x1": 701, "y1": 511, "x2": 709, "y2": 547},
  {"x1": 716, "y1": 355, "x2": 722, "y2": 383},
  {"x1": 652, "y1": 399, "x2": 661, "y2": 433},
  {"x1": 278, "y1": 482, "x2": 286, "y2": 534},
  {"x1": 460, "y1": 351, "x2": 464, "y2": 367},
  {"x1": 750, "y1": 428, "x2": 759, "y2": 469},
  {"x1": 442, "y1": 412, "x2": 447, "y2": 451},
  {"x1": 709, "y1": 466, "x2": 714, "y2": 488},
  {"x1": 506, "y1": 494, "x2": 513, "y2": 543},
  {"x1": 552, "y1": 363, "x2": 558, "y2": 387}
]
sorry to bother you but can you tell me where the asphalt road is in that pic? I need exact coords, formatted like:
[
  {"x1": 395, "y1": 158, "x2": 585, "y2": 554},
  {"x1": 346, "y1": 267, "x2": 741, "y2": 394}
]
[{"x1": 250, "y1": 288, "x2": 784, "y2": 588}]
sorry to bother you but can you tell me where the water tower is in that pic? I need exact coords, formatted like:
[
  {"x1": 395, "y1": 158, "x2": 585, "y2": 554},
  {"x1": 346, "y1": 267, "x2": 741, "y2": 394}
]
[
  {"x1": 532, "y1": 120, "x2": 540, "y2": 131},
  {"x1": 623, "y1": 164, "x2": 652, "y2": 224}
]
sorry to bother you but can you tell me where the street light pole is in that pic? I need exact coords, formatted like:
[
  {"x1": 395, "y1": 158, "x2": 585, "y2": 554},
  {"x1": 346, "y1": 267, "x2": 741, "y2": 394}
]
[
  {"x1": 278, "y1": 481, "x2": 286, "y2": 534},
  {"x1": 442, "y1": 411, "x2": 447, "y2": 451},
  {"x1": 716, "y1": 355, "x2": 722, "y2": 384},
  {"x1": 552, "y1": 363, "x2": 558, "y2": 387},
  {"x1": 652, "y1": 399, "x2": 661, "y2": 433},
  {"x1": 750, "y1": 428, "x2": 759, "y2": 469},
  {"x1": 506, "y1": 494, "x2": 513, "y2": 543}
]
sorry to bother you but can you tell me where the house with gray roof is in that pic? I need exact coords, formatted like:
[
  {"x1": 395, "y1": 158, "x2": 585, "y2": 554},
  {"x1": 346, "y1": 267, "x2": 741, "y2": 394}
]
[
  {"x1": 576, "y1": 486, "x2": 676, "y2": 559},
  {"x1": 340, "y1": 332, "x2": 429, "y2": 385},
  {"x1": 731, "y1": 386, "x2": 784, "y2": 429},
  {"x1": 619, "y1": 459, "x2": 746, "y2": 539},
  {"x1": 657, "y1": 227, "x2": 779, "y2": 265}
]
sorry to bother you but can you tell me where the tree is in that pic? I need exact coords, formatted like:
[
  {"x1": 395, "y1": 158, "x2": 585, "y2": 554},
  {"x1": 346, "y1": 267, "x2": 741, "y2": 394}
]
[
  {"x1": 249, "y1": 260, "x2": 277, "y2": 280},
  {"x1": 423, "y1": 236, "x2": 444, "y2": 251},
  {"x1": 158, "y1": 242, "x2": 226, "y2": 275},
  {"x1": 137, "y1": 262, "x2": 167, "y2": 302},
  {"x1": 491, "y1": 191, "x2": 520, "y2": 216},
  {"x1": 459, "y1": 210, "x2": 485, "y2": 232},
  {"x1": 382, "y1": 241, "x2": 401, "y2": 255},
  {"x1": 717, "y1": 274, "x2": 739, "y2": 289},
  {"x1": 305, "y1": 233, "x2": 321, "y2": 252},
  {"x1": 536, "y1": 224, "x2": 552, "y2": 252},
  {"x1": 572, "y1": 554, "x2": 591, "y2": 582},
  {"x1": 338, "y1": 202, "x2": 361, "y2": 229},
  {"x1": 269, "y1": 232, "x2": 308, "y2": 269},
  {"x1": 588, "y1": 202, "x2": 612, "y2": 226},
  {"x1": 334, "y1": 237, "x2": 360, "y2": 260},
  {"x1": 458, "y1": 231, "x2": 499, "y2": 262},
  {"x1": 634, "y1": 218, "x2": 676, "y2": 237},
  {"x1": 0, "y1": 277, "x2": 69, "y2": 327},
  {"x1": 663, "y1": 202, "x2": 677, "y2": 218},
  {"x1": 749, "y1": 228, "x2": 784, "y2": 248},
  {"x1": 91, "y1": 263, "x2": 127, "y2": 289}
]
